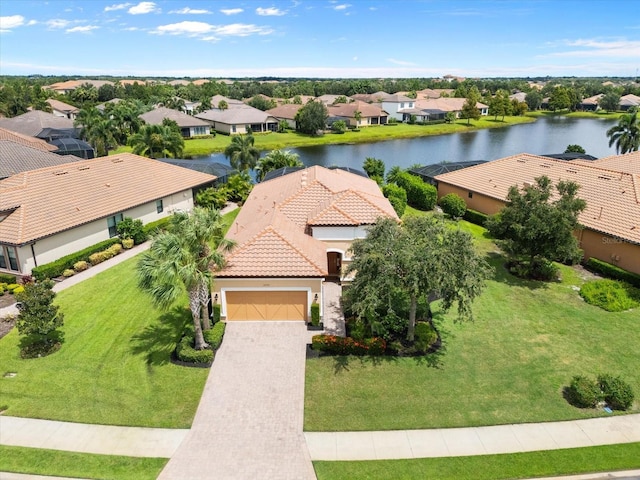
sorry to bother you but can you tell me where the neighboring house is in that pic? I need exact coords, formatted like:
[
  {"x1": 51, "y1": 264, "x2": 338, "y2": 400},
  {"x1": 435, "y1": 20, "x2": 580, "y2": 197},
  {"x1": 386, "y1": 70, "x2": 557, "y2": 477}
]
[
  {"x1": 157, "y1": 158, "x2": 233, "y2": 184},
  {"x1": 265, "y1": 104, "x2": 304, "y2": 129},
  {"x1": 209, "y1": 95, "x2": 244, "y2": 108},
  {"x1": 213, "y1": 166, "x2": 398, "y2": 321},
  {"x1": 139, "y1": 107, "x2": 211, "y2": 137},
  {"x1": 46, "y1": 99, "x2": 80, "y2": 120},
  {"x1": 620, "y1": 94, "x2": 640, "y2": 111},
  {"x1": 509, "y1": 92, "x2": 527, "y2": 103},
  {"x1": 326, "y1": 100, "x2": 388, "y2": 127},
  {"x1": 410, "y1": 161, "x2": 487, "y2": 186},
  {"x1": 195, "y1": 105, "x2": 278, "y2": 135},
  {"x1": 579, "y1": 94, "x2": 603, "y2": 111},
  {"x1": 0, "y1": 127, "x2": 58, "y2": 153},
  {"x1": 0, "y1": 140, "x2": 81, "y2": 179},
  {"x1": 0, "y1": 110, "x2": 75, "y2": 138},
  {"x1": 435, "y1": 152, "x2": 640, "y2": 275},
  {"x1": 96, "y1": 98, "x2": 122, "y2": 112},
  {"x1": 380, "y1": 93, "x2": 415, "y2": 122},
  {"x1": 317, "y1": 94, "x2": 347, "y2": 105},
  {"x1": 415, "y1": 88, "x2": 443, "y2": 99},
  {"x1": 44, "y1": 80, "x2": 114, "y2": 95},
  {"x1": 400, "y1": 98, "x2": 489, "y2": 122},
  {"x1": 0, "y1": 153, "x2": 216, "y2": 276},
  {"x1": 350, "y1": 91, "x2": 388, "y2": 103}
]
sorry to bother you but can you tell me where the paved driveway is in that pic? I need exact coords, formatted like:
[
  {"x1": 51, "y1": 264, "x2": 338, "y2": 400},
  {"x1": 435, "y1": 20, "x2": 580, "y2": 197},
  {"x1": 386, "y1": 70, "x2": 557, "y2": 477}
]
[{"x1": 158, "y1": 321, "x2": 316, "y2": 480}]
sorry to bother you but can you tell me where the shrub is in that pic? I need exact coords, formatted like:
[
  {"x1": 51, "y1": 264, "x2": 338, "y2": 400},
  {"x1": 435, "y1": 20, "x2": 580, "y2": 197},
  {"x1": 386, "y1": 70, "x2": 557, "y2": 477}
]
[
  {"x1": 509, "y1": 257, "x2": 559, "y2": 281},
  {"x1": 143, "y1": 216, "x2": 172, "y2": 236},
  {"x1": 394, "y1": 172, "x2": 437, "y2": 211},
  {"x1": 6, "y1": 283, "x2": 21, "y2": 293},
  {"x1": 203, "y1": 322, "x2": 225, "y2": 350},
  {"x1": 196, "y1": 187, "x2": 228, "y2": 210},
  {"x1": 88, "y1": 252, "x2": 107, "y2": 266},
  {"x1": 212, "y1": 303, "x2": 221, "y2": 324},
  {"x1": 382, "y1": 183, "x2": 407, "y2": 217},
  {"x1": 598, "y1": 374, "x2": 635, "y2": 411},
  {"x1": 32, "y1": 238, "x2": 120, "y2": 281},
  {"x1": 62, "y1": 269, "x2": 75, "y2": 278},
  {"x1": 331, "y1": 120, "x2": 347, "y2": 134},
  {"x1": 579, "y1": 279, "x2": 640, "y2": 312},
  {"x1": 73, "y1": 261, "x2": 89, "y2": 272},
  {"x1": 566, "y1": 375, "x2": 602, "y2": 408},
  {"x1": 107, "y1": 243, "x2": 123, "y2": 256},
  {"x1": 116, "y1": 217, "x2": 147, "y2": 245},
  {"x1": 463, "y1": 208, "x2": 488, "y2": 226},
  {"x1": 0, "y1": 273, "x2": 16, "y2": 284},
  {"x1": 310, "y1": 303, "x2": 320, "y2": 326},
  {"x1": 175, "y1": 335, "x2": 213, "y2": 364},
  {"x1": 12, "y1": 285, "x2": 24, "y2": 294},
  {"x1": 414, "y1": 322, "x2": 438, "y2": 353},
  {"x1": 439, "y1": 193, "x2": 467, "y2": 218},
  {"x1": 311, "y1": 335, "x2": 386, "y2": 356},
  {"x1": 122, "y1": 238, "x2": 134, "y2": 249},
  {"x1": 585, "y1": 258, "x2": 640, "y2": 288}
]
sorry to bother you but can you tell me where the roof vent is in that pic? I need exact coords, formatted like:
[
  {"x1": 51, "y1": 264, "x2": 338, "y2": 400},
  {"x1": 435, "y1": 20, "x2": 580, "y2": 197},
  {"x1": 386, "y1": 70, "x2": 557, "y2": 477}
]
[
  {"x1": 517, "y1": 159, "x2": 527, "y2": 164},
  {"x1": 53, "y1": 170, "x2": 68, "y2": 176},
  {"x1": 566, "y1": 168, "x2": 577, "y2": 174},
  {"x1": 78, "y1": 166, "x2": 90, "y2": 171},
  {"x1": 540, "y1": 163, "x2": 552, "y2": 168},
  {"x1": 111, "y1": 158, "x2": 124, "y2": 164},
  {"x1": 597, "y1": 175, "x2": 613, "y2": 181}
]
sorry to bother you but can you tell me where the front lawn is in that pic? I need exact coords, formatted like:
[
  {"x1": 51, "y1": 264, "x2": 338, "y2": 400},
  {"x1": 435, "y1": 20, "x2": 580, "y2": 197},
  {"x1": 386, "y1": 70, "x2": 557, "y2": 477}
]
[
  {"x1": 313, "y1": 443, "x2": 640, "y2": 480},
  {"x1": 0, "y1": 446, "x2": 166, "y2": 480},
  {"x1": 0, "y1": 257, "x2": 208, "y2": 427},
  {"x1": 305, "y1": 221, "x2": 640, "y2": 431}
]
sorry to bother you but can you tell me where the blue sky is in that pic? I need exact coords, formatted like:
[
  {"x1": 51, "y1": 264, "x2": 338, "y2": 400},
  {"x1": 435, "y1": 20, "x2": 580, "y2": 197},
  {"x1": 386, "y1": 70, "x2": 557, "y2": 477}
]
[{"x1": 1, "y1": 0, "x2": 638, "y2": 78}]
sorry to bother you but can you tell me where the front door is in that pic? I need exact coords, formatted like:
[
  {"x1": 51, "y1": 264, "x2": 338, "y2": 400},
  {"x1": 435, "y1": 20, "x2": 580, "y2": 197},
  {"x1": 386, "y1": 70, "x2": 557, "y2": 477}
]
[{"x1": 327, "y1": 252, "x2": 342, "y2": 277}]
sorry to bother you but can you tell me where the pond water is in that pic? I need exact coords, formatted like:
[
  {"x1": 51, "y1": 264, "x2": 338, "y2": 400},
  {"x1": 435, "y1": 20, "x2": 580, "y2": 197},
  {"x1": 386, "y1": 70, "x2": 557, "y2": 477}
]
[{"x1": 199, "y1": 116, "x2": 619, "y2": 170}]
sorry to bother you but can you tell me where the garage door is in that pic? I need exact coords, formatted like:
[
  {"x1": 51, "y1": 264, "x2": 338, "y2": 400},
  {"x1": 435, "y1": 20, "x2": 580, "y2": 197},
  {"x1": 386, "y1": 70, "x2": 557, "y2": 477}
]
[{"x1": 225, "y1": 291, "x2": 307, "y2": 321}]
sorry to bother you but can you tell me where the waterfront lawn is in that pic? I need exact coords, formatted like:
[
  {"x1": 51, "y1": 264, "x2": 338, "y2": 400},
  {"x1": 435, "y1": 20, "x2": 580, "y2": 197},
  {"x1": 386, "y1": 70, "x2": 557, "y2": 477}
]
[
  {"x1": 304, "y1": 223, "x2": 640, "y2": 431},
  {"x1": 112, "y1": 116, "x2": 534, "y2": 158},
  {"x1": 313, "y1": 443, "x2": 640, "y2": 480},
  {"x1": 0, "y1": 446, "x2": 166, "y2": 480},
  {"x1": 0, "y1": 257, "x2": 208, "y2": 428}
]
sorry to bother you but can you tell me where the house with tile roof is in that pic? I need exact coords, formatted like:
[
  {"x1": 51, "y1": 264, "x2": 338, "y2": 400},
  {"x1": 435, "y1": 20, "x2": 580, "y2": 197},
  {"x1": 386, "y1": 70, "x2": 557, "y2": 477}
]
[
  {"x1": 0, "y1": 127, "x2": 58, "y2": 153},
  {"x1": 139, "y1": 107, "x2": 211, "y2": 138},
  {"x1": 434, "y1": 152, "x2": 640, "y2": 275},
  {"x1": 46, "y1": 99, "x2": 80, "y2": 120},
  {"x1": 213, "y1": 165, "x2": 398, "y2": 322},
  {"x1": 0, "y1": 153, "x2": 215, "y2": 276},
  {"x1": 619, "y1": 94, "x2": 640, "y2": 111},
  {"x1": 195, "y1": 105, "x2": 278, "y2": 135},
  {"x1": 265, "y1": 104, "x2": 304, "y2": 129},
  {"x1": 399, "y1": 97, "x2": 489, "y2": 122},
  {"x1": 0, "y1": 140, "x2": 80, "y2": 179},
  {"x1": 326, "y1": 101, "x2": 388, "y2": 128},
  {"x1": 0, "y1": 110, "x2": 75, "y2": 138},
  {"x1": 380, "y1": 93, "x2": 416, "y2": 122}
]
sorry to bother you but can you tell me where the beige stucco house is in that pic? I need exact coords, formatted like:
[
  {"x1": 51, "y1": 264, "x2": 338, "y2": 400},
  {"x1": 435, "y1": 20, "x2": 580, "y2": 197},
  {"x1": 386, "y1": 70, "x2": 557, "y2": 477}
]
[
  {"x1": 213, "y1": 166, "x2": 398, "y2": 322},
  {"x1": 435, "y1": 151, "x2": 640, "y2": 275},
  {"x1": 0, "y1": 153, "x2": 215, "y2": 276}
]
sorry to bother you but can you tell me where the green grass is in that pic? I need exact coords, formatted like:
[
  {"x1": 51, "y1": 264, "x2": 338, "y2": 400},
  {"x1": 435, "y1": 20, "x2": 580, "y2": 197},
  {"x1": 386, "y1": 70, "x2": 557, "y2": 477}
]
[
  {"x1": 0, "y1": 445, "x2": 167, "y2": 480},
  {"x1": 112, "y1": 116, "x2": 534, "y2": 158},
  {"x1": 313, "y1": 443, "x2": 640, "y2": 480},
  {"x1": 305, "y1": 221, "x2": 640, "y2": 431},
  {"x1": 526, "y1": 110, "x2": 623, "y2": 119}
]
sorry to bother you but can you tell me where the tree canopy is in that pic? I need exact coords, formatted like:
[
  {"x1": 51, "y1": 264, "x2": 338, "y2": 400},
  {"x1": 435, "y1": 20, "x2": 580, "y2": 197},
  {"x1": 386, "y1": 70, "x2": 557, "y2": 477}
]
[
  {"x1": 15, "y1": 279, "x2": 64, "y2": 354},
  {"x1": 224, "y1": 132, "x2": 261, "y2": 172},
  {"x1": 128, "y1": 123, "x2": 184, "y2": 159},
  {"x1": 606, "y1": 108, "x2": 640, "y2": 154},
  {"x1": 486, "y1": 176, "x2": 586, "y2": 279},
  {"x1": 346, "y1": 216, "x2": 490, "y2": 342},
  {"x1": 460, "y1": 86, "x2": 481, "y2": 125},
  {"x1": 255, "y1": 149, "x2": 303, "y2": 182},
  {"x1": 295, "y1": 100, "x2": 328, "y2": 135}
]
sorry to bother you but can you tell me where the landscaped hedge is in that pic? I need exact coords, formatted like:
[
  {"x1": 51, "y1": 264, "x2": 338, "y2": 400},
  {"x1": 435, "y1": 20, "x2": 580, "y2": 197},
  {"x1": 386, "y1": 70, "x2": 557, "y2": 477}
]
[
  {"x1": 310, "y1": 303, "x2": 320, "y2": 326},
  {"x1": 463, "y1": 208, "x2": 488, "y2": 226},
  {"x1": 311, "y1": 335, "x2": 386, "y2": 356},
  {"x1": 0, "y1": 273, "x2": 16, "y2": 284},
  {"x1": 395, "y1": 172, "x2": 437, "y2": 211},
  {"x1": 382, "y1": 183, "x2": 407, "y2": 217},
  {"x1": 32, "y1": 238, "x2": 121, "y2": 281},
  {"x1": 438, "y1": 193, "x2": 467, "y2": 218},
  {"x1": 175, "y1": 335, "x2": 214, "y2": 364},
  {"x1": 203, "y1": 322, "x2": 225, "y2": 350},
  {"x1": 598, "y1": 374, "x2": 635, "y2": 411},
  {"x1": 212, "y1": 304, "x2": 221, "y2": 324},
  {"x1": 143, "y1": 217, "x2": 172, "y2": 236},
  {"x1": 584, "y1": 258, "x2": 640, "y2": 288},
  {"x1": 566, "y1": 375, "x2": 602, "y2": 408}
]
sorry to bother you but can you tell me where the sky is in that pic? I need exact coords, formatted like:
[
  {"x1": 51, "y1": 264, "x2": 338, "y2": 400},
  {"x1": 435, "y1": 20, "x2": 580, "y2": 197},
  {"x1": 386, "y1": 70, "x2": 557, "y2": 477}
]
[{"x1": 0, "y1": 0, "x2": 639, "y2": 78}]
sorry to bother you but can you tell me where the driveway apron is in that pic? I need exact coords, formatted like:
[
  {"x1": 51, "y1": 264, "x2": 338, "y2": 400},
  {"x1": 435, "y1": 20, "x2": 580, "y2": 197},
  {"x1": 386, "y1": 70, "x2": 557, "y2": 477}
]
[{"x1": 158, "y1": 321, "x2": 316, "y2": 480}]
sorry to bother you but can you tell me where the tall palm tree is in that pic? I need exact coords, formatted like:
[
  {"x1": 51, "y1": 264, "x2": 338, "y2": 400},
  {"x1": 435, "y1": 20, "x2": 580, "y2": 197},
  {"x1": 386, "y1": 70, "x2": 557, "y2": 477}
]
[
  {"x1": 75, "y1": 107, "x2": 115, "y2": 157},
  {"x1": 128, "y1": 123, "x2": 184, "y2": 158},
  {"x1": 607, "y1": 109, "x2": 640, "y2": 154},
  {"x1": 255, "y1": 149, "x2": 303, "y2": 181},
  {"x1": 137, "y1": 208, "x2": 235, "y2": 350},
  {"x1": 224, "y1": 132, "x2": 261, "y2": 171}
]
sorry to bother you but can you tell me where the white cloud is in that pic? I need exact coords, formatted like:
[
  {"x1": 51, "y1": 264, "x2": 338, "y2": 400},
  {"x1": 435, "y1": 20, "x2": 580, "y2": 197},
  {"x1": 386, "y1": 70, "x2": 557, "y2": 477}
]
[
  {"x1": 104, "y1": 3, "x2": 131, "y2": 12},
  {"x1": 27, "y1": 20, "x2": 38, "y2": 26},
  {"x1": 0, "y1": 15, "x2": 25, "y2": 32},
  {"x1": 152, "y1": 21, "x2": 273, "y2": 38},
  {"x1": 170, "y1": 7, "x2": 212, "y2": 14},
  {"x1": 46, "y1": 19, "x2": 72, "y2": 29},
  {"x1": 387, "y1": 58, "x2": 417, "y2": 66},
  {"x1": 220, "y1": 8, "x2": 243, "y2": 15},
  {"x1": 256, "y1": 7, "x2": 286, "y2": 16},
  {"x1": 66, "y1": 25, "x2": 99, "y2": 33},
  {"x1": 545, "y1": 38, "x2": 640, "y2": 58},
  {"x1": 128, "y1": 2, "x2": 159, "y2": 15},
  {"x1": 333, "y1": 4, "x2": 351, "y2": 11}
]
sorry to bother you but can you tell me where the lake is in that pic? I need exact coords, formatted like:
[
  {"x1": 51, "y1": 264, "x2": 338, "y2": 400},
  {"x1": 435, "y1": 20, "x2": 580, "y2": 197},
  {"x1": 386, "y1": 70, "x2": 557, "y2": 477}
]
[{"x1": 199, "y1": 116, "x2": 619, "y2": 170}]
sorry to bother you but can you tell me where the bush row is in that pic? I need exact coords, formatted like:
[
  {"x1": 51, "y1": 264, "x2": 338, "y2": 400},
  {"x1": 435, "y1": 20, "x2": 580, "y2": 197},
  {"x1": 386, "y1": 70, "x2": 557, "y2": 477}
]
[
  {"x1": 203, "y1": 321, "x2": 225, "y2": 350},
  {"x1": 143, "y1": 216, "x2": 172, "y2": 236},
  {"x1": 311, "y1": 335, "x2": 386, "y2": 356},
  {"x1": 310, "y1": 303, "x2": 321, "y2": 326},
  {"x1": 0, "y1": 282, "x2": 24, "y2": 295},
  {"x1": 88, "y1": 243, "x2": 123, "y2": 266},
  {"x1": 585, "y1": 258, "x2": 640, "y2": 288},
  {"x1": 395, "y1": 172, "x2": 437, "y2": 211},
  {"x1": 32, "y1": 238, "x2": 121, "y2": 281},
  {"x1": 463, "y1": 208, "x2": 488, "y2": 226},
  {"x1": 176, "y1": 334, "x2": 214, "y2": 364},
  {"x1": 0, "y1": 273, "x2": 16, "y2": 284},
  {"x1": 382, "y1": 183, "x2": 407, "y2": 217},
  {"x1": 566, "y1": 374, "x2": 634, "y2": 410}
]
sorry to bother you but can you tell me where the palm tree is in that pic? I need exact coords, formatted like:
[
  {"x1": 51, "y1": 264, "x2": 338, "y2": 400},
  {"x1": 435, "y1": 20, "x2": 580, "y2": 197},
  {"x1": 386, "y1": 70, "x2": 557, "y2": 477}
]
[
  {"x1": 224, "y1": 132, "x2": 260, "y2": 171},
  {"x1": 607, "y1": 109, "x2": 640, "y2": 154},
  {"x1": 137, "y1": 208, "x2": 235, "y2": 350},
  {"x1": 75, "y1": 107, "x2": 115, "y2": 157},
  {"x1": 255, "y1": 149, "x2": 303, "y2": 181},
  {"x1": 128, "y1": 123, "x2": 184, "y2": 158}
]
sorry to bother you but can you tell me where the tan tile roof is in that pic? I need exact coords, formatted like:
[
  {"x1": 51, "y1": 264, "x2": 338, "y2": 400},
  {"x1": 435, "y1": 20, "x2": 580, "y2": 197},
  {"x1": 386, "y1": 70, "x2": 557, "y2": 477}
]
[
  {"x1": 46, "y1": 99, "x2": 79, "y2": 114},
  {"x1": 435, "y1": 153, "x2": 640, "y2": 245},
  {"x1": 574, "y1": 151, "x2": 640, "y2": 175},
  {"x1": 327, "y1": 100, "x2": 386, "y2": 118},
  {"x1": 414, "y1": 98, "x2": 488, "y2": 112},
  {"x1": 0, "y1": 153, "x2": 215, "y2": 245},
  {"x1": 218, "y1": 166, "x2": 398, "y2": 277},
  {"x1": 0, "y1": 141, "x2": 80, "y2": 179},
  {"x1": 0, "y1": 128, "x2": 57, "y2": 152},
  {"x1": 265, "y1": 103, "x2": 303, "y2": 120},
  {"x1": 140, "y1": 107, "x2": 210, "y2": 128}
]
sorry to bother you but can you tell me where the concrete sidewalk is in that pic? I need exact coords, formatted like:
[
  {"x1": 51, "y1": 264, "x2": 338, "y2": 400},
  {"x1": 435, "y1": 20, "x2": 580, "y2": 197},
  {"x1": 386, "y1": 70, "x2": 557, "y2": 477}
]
[{"x1": 305, "y1": 414, "x2": 640, "y2": 460}]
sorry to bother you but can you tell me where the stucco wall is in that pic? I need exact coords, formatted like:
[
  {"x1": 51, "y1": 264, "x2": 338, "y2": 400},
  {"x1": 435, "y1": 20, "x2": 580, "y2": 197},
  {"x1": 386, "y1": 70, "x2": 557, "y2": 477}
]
[
  {"x1": 214, "y1": 277, "x2": 323, "y2": 319},
  {"x1": 437, "y1": 182, "x2": 505, "y2": 215}
]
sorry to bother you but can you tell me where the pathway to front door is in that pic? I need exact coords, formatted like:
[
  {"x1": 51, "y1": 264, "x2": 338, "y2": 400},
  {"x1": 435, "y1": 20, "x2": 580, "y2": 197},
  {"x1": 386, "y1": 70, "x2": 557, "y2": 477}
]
[{"x1": 158, "y1": 322, "x2": 316, "y2": 480}]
